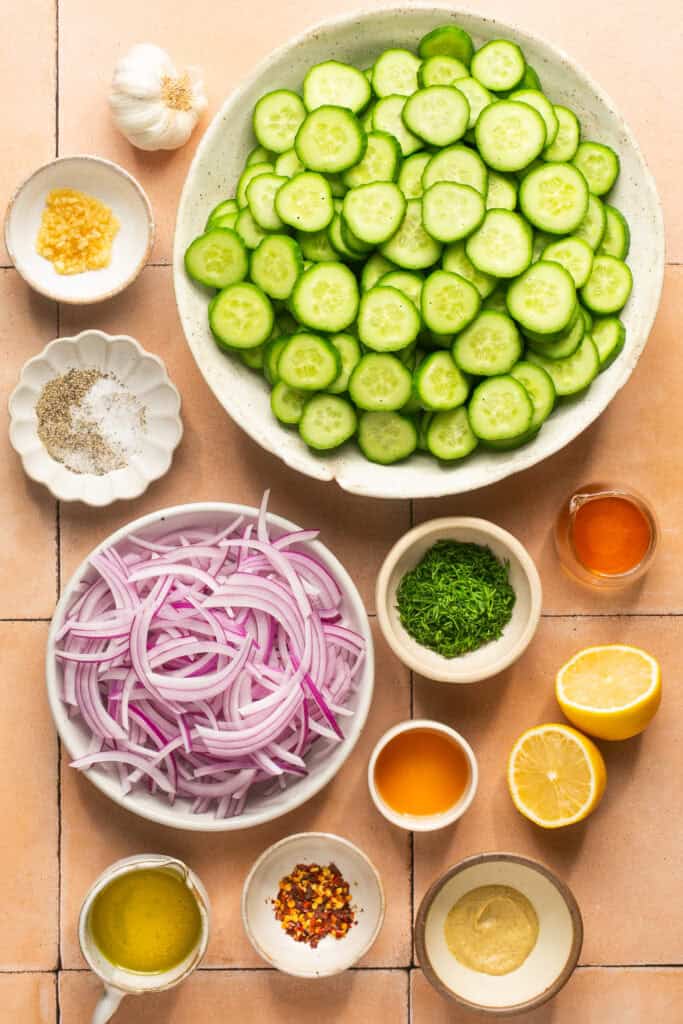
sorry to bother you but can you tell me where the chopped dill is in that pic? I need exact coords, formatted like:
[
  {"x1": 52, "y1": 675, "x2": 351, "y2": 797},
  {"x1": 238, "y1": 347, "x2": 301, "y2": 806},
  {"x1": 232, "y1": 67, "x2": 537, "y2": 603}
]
[{"x1": 396, "y1": 540, "x2": 516, "y2": 658}]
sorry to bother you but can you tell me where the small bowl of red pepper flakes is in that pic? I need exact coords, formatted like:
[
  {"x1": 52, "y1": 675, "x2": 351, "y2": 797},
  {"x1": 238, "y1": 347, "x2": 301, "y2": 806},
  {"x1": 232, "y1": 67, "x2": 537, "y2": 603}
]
[{"x1": 242, "y1": 832, "x2": 385, "y2": 977}]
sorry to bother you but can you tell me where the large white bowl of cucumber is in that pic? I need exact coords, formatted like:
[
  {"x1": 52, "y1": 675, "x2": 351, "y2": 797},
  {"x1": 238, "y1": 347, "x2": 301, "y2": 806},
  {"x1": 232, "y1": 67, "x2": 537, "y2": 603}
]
[{"x1": 173, "y1": 5, "x2": 664, "y2": 499}]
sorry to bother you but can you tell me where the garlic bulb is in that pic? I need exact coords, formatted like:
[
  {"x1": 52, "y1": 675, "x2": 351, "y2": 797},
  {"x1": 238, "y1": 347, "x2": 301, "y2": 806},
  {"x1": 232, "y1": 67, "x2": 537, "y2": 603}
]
[{"x1": 109, "y1": 43, "x2": 208, "y2": 152}]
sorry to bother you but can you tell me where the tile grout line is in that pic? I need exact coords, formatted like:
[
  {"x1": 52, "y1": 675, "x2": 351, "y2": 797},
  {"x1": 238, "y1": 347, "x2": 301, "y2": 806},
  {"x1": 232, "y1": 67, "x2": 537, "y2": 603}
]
[{"x1": 3, "y1": 962, "x2": 677, "y2": 976}]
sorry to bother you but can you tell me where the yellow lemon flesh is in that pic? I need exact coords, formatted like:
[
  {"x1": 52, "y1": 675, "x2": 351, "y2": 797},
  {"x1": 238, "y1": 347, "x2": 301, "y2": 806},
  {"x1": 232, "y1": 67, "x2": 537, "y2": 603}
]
[
  {"x1": 508, "y1": 723, "x2": 606, "y2": 828},
  {"x1": 556, "y1": 644, "x2": 661, "y2": 741}
]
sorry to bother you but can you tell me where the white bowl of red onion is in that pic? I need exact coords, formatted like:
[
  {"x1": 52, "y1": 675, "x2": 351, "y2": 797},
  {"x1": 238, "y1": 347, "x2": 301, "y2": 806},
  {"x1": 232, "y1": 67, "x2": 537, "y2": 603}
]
[{"x1": 46, "y1": 495, "x2": 373, "y2": 831}]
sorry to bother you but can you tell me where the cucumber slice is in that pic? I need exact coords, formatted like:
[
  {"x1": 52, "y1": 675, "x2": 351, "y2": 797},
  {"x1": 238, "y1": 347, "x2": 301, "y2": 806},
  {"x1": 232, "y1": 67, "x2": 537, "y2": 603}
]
[
  {"x1": 414, "y1": 350, "x2": 469, "y2": 410},
  {"x1": 362, "y1": 103, "x2": 375, "y2": 133},
  {"x1": 417, "y1": 410, "x2": 433, "y2": 450},
  {"x1": 469, "y1": 376, "x2": 533, "y2": 441},
  {"x1": 453, "y1": 77, "x2": 494, "y2": 129},
  {"x1": 357, "y1": 411, "x2": 418, "y2": 463},
  {"x1": 525, "y1": 308, "x2": 584, "y2": 359},
  {"x1": 327, "y1": 333, "x2": 362, "y2": 394},
  {"x1": 250, "y1": 235, "x2": 303, "y2": 300},
  {"x1": 373, "y1": 95, "x2": 422, "y2": 156},
  {"x1": 422, "y1": 182, "x2": 486, "y2": 243},
  {"x1": 340, "y1": 217, "x2": 373, "y2": 256},
  {"x1": 466, "y1": 210, "x2": 533, "y2": 278},
  {"x1": 397, "y1": 152, "x2": 432, "y2": 198},
  {"x1": 486, "y1": 171, "x2": 518, "y2": 211},
  {"x1": 342, "y1": 182, "x2": 406, "y2": 245},
  {"x1": 275, "y1": 149, "x2": 305, "y2": 178},
  {"x1": 253, "y1": 90, "x2": 306, "y2": 153},
  {"x1": 508, "y1": 89, "x2": 558, "y2": 146},
  {"x1": 342, "y1": 131, "x2": 401, "y2": 188},
  {"x1": 290, "y1": 262, "x2": 359, "y2": 332},
  {"x1": 378, "y1": 270, "x2": 424, "y2": 308},
  {"x1": 517, "y1": 65, "x2": 542, "y2": 92},
  {"x1": 453, "y1": 310, "x2": 522, "y2": 375},
  {"x1": 426, "y1": 406, "x2": 478, "y2": 460},
  {"x1": 482, "y1": 428, "x2": 538, "y2": 451},
  {"x1": 278, "y1": 332, "x2": 340, "y2": 390},
  {"x1": 211, "y1": 211, "x2": 239, "y2": 230},
  {"x1": 296, "y1": 227, "x2": 338, "y2": 263},
  {"x1": 419, "y1": 25, "x2": 474, "y2": 66},
  {"x1": 327, "y1": 213, "x2": 363, "y2": 260},
  {"x1": 235, "y1": 208, "x2": 267, "y2": 250},
  {"x1": 403, "y1": 86, "x2": 470, "y2": 147},
  {"x1": 574, "y1": 194, "x2": 607, "y2": 250},
  {"x1": 205, "y1": 198, "x2": 238, "y2": 228},
  {"x1": 544, "y1": 105, "x2": 580, "y2": 162},
  {"x1": 246, "y1": 146, "x2": 274, "y2": 167},
  {"x1": 237, "y1": 162, "x2": 274, "y2": 207},
  {"x1": 348, "y1": 353, "x2": 412, "y2": 410},
  {"x1": 482, "y1": 285, "x2": 509, "y2": 314},
  {"x1": 303, "y1": 60, "x2": 371, "y2": 113},
  {"x1": 527, "y1": 335, "x2": 600, "y2": 396},
  {"x1": 299, "y1": 394, "x2": 357, "y2": 449},
  {"x1": 542, "y1": 236, "x2": 594, "y2": 288},
  {"x1": 275, "y1": 172, "x2": 334, "y2": 232},
  {"x1": 246, "y1": 173, "x2": 286, "y2": 231},
  {"x1": 591, "y1": 316, "x2": 626, "y2": 369},
  {"x1": 572, "y1": 141, "x2": 620, "y2": 196},
  {"x1": 580, "y1": 255, "x2": 632, "y2": 314},
  {"x1": 372, "y1": 48, "x2": 422, "y2": 98},
  {"x1": 209, "y1": 283, "x2": 274, "y2": 350},
  {"x1": 295, "y1": 106, "x2": 366, "y2": 173},
  {"x1": 475, "y1": 101, "x2": 546, "y2": 172},
  {"x1": 471, "y1": 40, "x2": 526, "y2": 92},
  {"x1": 239, "y1": 344, "x2": 265, "y2": 370},
  {"x1": 380, "y1": 198, "x2": 442, "y2": 269},
  {"x1": 184, "y1": 227, "x2": 248, "y2": 289},
  {"x1": 423, "y1": 144, "x2": 488, "y2": 194},
  {"x1": 599, "y1": 205, "x2": 631, "y2": 260},
  {"x1": 519, "y1": 162, "x2": 588, "y2": 234},
  {"x1": 358, "y1": 285, "x2": 421, "y2": 352},
  {"x1": 418, "y1": 55, "x2": 469, "y2": 87},
  {"x1": 326, "y1": 174, "x2": 348, "y2": 198},
  {"x1": 422, "y1": 269, "x2": 481, "y2": 334},
  {"x1": 264, "y1": 336, "x2": 288, "y2": 385},
  {"x1": 509, "y1": 360, "x2": 556, "y2": 429},
  {"x1": 270, "y1": 381, "x2": 307, "y2": 424},
  {"x1": 442, "y1": 240, "x2": 498, "y2": 298},
  {"x1": 361, "y1": 253, "x2": 397, "y2": 291},
  {"x1": 506, "y1": 260, "x2": 576, "y2": 335}
]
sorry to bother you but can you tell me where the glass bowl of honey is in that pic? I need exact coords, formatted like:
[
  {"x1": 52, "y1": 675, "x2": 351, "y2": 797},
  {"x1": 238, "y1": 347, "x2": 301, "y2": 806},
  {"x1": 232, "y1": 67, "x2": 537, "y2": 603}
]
[{"x1": 555, "y1": 483, "x2": 659, "y2": 589}]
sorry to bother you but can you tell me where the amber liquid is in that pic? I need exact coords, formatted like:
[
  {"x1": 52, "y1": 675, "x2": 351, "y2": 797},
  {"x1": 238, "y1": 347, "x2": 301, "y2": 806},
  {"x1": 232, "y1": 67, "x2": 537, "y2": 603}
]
[
  {"x1": 374, "y1": 729, "x2": 469, "y2": 816},
  {"x1": 571, "y1": 495, "x2": 652, "y2": 575}
]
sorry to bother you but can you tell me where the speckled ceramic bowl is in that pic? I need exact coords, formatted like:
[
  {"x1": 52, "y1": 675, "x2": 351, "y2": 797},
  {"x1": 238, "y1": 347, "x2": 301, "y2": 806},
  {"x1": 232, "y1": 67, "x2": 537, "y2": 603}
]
[
  {"x1": 9, "y1": 329, "x2": 182, "y2": 506},
  {"x1": 174, "y1": 5, "x2": 664, "y2": 500}
]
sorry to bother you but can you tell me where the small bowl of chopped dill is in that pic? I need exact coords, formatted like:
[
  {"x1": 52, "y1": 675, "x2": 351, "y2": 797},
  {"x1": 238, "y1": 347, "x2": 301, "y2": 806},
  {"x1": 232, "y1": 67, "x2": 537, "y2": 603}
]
[{"x1": 376, "y1": 519, "x2": 542, "y2": 684}]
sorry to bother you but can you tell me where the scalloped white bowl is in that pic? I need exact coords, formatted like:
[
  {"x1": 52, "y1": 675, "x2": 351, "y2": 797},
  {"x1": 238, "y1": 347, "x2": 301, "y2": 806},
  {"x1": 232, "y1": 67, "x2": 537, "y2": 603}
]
[
  {"x1": 174, "y1": 4, "x2": 664, "y2": 500},
  {"x1": 9, "y1": 330, "x2": 183, "y2": 506}
]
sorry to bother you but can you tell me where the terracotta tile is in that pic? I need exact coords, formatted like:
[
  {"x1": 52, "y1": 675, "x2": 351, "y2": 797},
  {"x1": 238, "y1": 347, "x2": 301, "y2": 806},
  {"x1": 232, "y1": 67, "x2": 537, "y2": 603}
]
[
  {"x1": 412, "y1": 617, "x2": 681, "y2": 966},
  {"x1": 60, "y1": 622, "x2": 411, "y2": 968},
  {"x1": 0, "y1": 622, "x2": 58, "y2": 969},
  {"x1": 0, "y1": 0, "x2": 55, "y2": 265},
  {"x1": 415, "y1": 266, "x2": 682, "y2": 615},
  {"x1": 0, "y1": 973, "x2": 56, "y2": 1024},
  {"x1": 0, "y1": 271, "x2": 58, "y2": 617},
  {"x1": 59, "y1": 967, "x2": 408, "y2": 1024},
  {"x1": 411, "y1": 967, "x2": 683, "y2": 1023},
  {"x1": 58, "y1": 267, "x2": 410, "y2": 611}
]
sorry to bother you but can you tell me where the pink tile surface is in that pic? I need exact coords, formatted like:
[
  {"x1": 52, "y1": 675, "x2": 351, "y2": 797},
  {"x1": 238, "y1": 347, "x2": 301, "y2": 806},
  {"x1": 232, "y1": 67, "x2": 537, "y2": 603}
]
[{"x1": 0, "y1": 974, "x2": 56, "y2": 1024}]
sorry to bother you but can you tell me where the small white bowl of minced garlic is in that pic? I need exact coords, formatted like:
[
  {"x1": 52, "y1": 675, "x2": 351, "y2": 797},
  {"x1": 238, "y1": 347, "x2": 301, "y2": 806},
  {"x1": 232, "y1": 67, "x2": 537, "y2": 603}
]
[
  {"x1": 415, "y1": 853, "x2": 583, "y2": 1015},
  {"x1": 4, "y1": 155, "x2": 154, "y2": 303},
  {"x1": 9, "y1": 329, "x2": 182, "y2": 506}
]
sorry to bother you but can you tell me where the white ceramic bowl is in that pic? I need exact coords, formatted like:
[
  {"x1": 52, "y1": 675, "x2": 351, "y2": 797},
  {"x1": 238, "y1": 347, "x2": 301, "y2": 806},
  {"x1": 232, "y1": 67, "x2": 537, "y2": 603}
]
[
  {"x1": 375, "y1": 518, "x2": 542, "y2": 683},
  {"x1": 9, "y1": 329, "x2": 183, "y2": 506},
  {"x1": 415, "y1": 853, "x2": 583, "y2": 1015},
  {"x1": 173, "y1": 5, "x2": 664, "y2": 500},
  {"x1": 46, "y1": 503, "x2": 374, "y2": 831},
  {"x1": 5, "y1": 155, "x2": 154, "y2": 303},
  {"x1": 242, "y1": 832, "x2": 385, "y2": 977},
  {"x1": 367, "y1": 719, "x2": 478, "y2": 831}
]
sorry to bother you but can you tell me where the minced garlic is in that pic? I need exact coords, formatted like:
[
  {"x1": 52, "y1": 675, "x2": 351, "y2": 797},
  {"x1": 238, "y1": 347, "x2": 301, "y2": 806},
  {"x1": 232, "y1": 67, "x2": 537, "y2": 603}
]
[{"x1": 36, "y1": 188, "x2": 120, "y2": 275}]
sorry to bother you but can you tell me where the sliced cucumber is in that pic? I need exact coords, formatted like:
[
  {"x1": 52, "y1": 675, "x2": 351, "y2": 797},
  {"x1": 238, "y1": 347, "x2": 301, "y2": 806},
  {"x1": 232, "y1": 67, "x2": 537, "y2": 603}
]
[
  {"x1": 235, "y1": 208, "x2": 267, "y2": 250},
  {"x1": 297, "y1": 227, "x2": 338, "y2": 262},
  {"x1": 471, "y1": 40, "x2": 526, "y2": 92},
  {"x1": 527, "y1": 335, "x2": 600, "y2": 396},
  {"x1": 466, "y1": 209, "x2": 533, "y2": 278},
  {"x1": 378, "y1": 270, "x2": 424, "y2": 308},
  {"x1": 250, "y1": 235, "x2": 303, "y2": 300},
  {"x1": 591, "y1": 316, "x2": 626, "y2": 369},
  {"x1": 418, "y1": 55, "x2": 469, "y2": 87},
  {"x1": 509, "y1": 360, "x2": 556, "y2": 429},
  {"x1": 327, "y1": 333, "x2": 362, "y2": 393},
  {"x1": 482, "y1": 285, "x2": 509, "y2": 314},
  {"x1": 237, "y1": 162, "x2": 275, "y2": 207},
  {"x1": 211, "y1": 211, "x2": 238, "y2": 230},
  {"x1": 397, "y1": 152, "x2": 432, "y2": 198},
  {"x1": 414, "y1": 350, "x2": 469, "y2": 410},
  {"x1": 303, "y1": 60, "x2": 371, "y2": 113},
  {"x1": 205, "y1": 198, "x2": 238, "y2": 228},
  {"x1": 519, "y1": 162, "x2": 588, "y2": 234},
  {"x1": 426, "y1": 406, "x2": 478, "y2": 460},
  {"x1": 468, "y1": 375, "x2": 533, "y2": 441},
  {"x1": 240, "y1": 344, "x2": 265, "y2": 370},
  {"x1": 264, "y1": 335, "x2": 288, "y2": 385},
  {"x1": 442, "y1": 240, "x2": 498, "y2": 298},
  {"x1": 508, "y1": 89, "x2": 558, "y2": 146},
  {"x1": 403, "y1": 86, "x2": 470, "y2": 148},
  {"x1": 453, "y1": 77, "x2": 493, "y2": 129},
  {"x1": 380, "y1": 198, "x2": 442, "y2": 269},
  {"x1": 525, "y1": 308, "x2": 584, "y2": 359},
  {"x1": 422, "y1": 182, "x2": 486, "y2": 243},
  {"x1": 342, "y1": 182, "x2": 406, "y2": 245},
  {"x1": 209, "y1": 283, "x2": 274, "y2": 350},
  {"x1": 278, "y1": 332, "x2": 340, "y2": 390},
  {"x1": 580, "y1": 255, "x2": 632, "y2": 314},
  {"x1": 506, "y1": 260, "x2": 577, "y2": 334},
  {"x1": 185, "y1": 227, "x2": 248, "y2": 289},
  {"x1": 542, "y1": 235, "x2": 594, "y2": 289},
  {"x1": 295, "y1": 107, "x2": 366, "y2": 173},
  {"x1": 599, "y1": 205, "x2": 631, "y2": 260},
  {"x1": 358, "y1": 285, "x2": 421, "y2": 351},
  {"x1": 419, "y1": 25, "x2": 474, "y2": 66},
  {"x1": 372, "y1": 48, "x2": 422, "y2": 97},
  {"x1": 453, "y1": 310, "x2": 521, "y2": 375},
  {"x1": 544, "y1": 105, "x2": 580, "y2": 162},
  {"x1": 275, "y1": 149, "x2": 305, "y2": 178},
  {"x1": 422, "y1": 269, "x2": 481, "y2": 334},
  {"x1": 290, "y1": 262, "x2": 359, "y2": 332},
  {"x1": 574, "y1": 193, "x2": 607, "y2": 250},
  {"x1": 299, "y1": 394, "x2": 357, "y2": 449},
  {"x1": 486, "y1": 171, "x2": 518, "y2": 211},
  {"x1": 246, "y1": 173, "x2": 287, "y2": 231},
  {"x1": 253, "y1": 90, "x2": 306, "y2": 153},
  {"x1": 342, "y1": 131, "x2": 401, "y2": 188},
  {"x1": 247, "y1": 146, "x2": 274, "y2": 167},
  {"x1": 423, "y1": 143, "x2": 488, "y2": 194},
  {"x1": 361, "y1": 252, "x2": 397, "y2": 291},
  {"x1": 572, "y1": 141, "x2": 620, "y2": 196},
  {"x1": 475, "y1": 101, "x2": 546, "y2": 172},
  {"x1": 517, "y1": 65, "x2": 542, "y2": 92},
  {"x1": 328, "y1": 213, "x2": 364, "y2": 260},
  {"x1": 373, "y1": 95, "x2": 422, "y2": 156},
  {"x1": 270, "y1": 381, "x2": 307, "y2": 424},
  {"x1": 349, "y1": 353, "x2": 413, "y2": 410},
  {"x1": 357, "y1": 411, "x2": 418, "y2": 463},
  {"x1": 275, "y1": 172, "x2": 334, "y2": 232}
]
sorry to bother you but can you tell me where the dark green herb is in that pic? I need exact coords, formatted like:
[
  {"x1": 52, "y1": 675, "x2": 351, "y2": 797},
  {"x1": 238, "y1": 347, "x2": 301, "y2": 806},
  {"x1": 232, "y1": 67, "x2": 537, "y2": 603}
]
[{"x1": 396, "y1": 540, "x2": 516, "y2": 658}]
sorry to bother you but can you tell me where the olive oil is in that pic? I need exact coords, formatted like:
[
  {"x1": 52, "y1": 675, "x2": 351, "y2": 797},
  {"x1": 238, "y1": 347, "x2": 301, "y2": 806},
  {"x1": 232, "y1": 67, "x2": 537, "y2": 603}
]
[{"x1": 89, "y1": 867, "x2": 202, "y2": 974}]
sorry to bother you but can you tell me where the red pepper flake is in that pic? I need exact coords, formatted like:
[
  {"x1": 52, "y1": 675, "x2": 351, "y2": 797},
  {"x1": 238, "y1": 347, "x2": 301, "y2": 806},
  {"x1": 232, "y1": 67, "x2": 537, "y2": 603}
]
[{"x1": 271, "y1": 862, "x2": 356, "y2": 948}]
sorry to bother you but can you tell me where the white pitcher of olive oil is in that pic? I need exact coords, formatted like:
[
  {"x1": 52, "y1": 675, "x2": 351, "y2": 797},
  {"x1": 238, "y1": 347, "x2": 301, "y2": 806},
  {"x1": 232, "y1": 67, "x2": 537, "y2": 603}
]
[{"x1": 78, "y1": 854, "x2": 211, "y2": 1023}]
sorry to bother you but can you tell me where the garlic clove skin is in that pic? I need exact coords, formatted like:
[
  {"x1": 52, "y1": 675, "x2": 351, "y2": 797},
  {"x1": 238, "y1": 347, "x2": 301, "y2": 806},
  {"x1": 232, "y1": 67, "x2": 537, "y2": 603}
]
[{"x1": 109, "y1": 43, "x2": 208, "y2": 152}]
